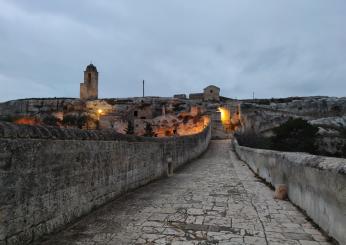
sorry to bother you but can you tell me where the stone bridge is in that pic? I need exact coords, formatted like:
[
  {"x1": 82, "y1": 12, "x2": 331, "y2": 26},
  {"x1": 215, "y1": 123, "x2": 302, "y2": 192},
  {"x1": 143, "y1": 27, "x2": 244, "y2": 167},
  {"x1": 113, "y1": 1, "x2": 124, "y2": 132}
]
[
  {"x1": 38, "y1": 141, "x2": 332, "y2": 245},
  {"x1": 0, "y1": 122, "x2": 344, "y2": 245}
]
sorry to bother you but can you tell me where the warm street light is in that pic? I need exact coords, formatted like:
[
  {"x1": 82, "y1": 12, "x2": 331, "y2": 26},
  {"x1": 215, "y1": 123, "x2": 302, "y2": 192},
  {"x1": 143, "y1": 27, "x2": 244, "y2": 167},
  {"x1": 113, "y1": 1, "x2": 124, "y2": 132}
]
[{"x1": 97, "y1": 109, "x2": 103, "y2": 120}]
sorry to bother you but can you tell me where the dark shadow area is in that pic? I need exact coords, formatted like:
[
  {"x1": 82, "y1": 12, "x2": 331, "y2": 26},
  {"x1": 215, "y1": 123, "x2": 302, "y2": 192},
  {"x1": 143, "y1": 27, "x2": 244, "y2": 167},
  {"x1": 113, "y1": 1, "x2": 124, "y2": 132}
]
[{"x1": 236, "y1": 118, "x2": 346, "y2": 158}]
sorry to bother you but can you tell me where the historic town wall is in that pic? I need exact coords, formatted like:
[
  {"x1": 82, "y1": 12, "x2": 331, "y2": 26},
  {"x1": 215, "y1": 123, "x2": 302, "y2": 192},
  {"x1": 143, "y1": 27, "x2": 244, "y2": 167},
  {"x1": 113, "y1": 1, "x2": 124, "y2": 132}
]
[
  {"x1": 0, "y1": 121, "x2": 211, "y2": 245},
  {"x1": 234, "y1": 141, "x2": 346, "y2": 245}
]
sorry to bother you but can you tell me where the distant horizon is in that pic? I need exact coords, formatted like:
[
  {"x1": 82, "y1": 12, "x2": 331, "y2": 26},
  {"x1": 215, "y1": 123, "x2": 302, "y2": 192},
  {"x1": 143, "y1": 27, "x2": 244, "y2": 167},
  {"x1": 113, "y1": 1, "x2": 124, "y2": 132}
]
[{"x1": 1, "y1": 93, "x2": 344, "y2": 104}]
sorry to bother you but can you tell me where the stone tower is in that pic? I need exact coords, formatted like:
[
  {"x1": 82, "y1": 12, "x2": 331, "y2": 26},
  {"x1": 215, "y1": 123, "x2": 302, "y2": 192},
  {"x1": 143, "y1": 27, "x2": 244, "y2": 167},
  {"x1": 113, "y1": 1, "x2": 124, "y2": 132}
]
[{"x1": 80, "y1": 63, "x2": 98, "y2": 100}]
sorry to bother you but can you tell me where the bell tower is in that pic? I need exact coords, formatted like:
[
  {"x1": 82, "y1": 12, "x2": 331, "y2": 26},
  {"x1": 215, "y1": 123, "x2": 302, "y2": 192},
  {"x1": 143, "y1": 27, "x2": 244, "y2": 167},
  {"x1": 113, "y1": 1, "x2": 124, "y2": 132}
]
[{"x1": 80, "y1": 63, "x2": 98, "y2": 100}]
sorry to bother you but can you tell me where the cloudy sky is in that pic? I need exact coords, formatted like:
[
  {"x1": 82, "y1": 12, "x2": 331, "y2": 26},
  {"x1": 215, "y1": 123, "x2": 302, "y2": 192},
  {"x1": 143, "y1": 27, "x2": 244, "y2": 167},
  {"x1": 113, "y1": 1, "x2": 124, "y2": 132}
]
[{"x1": 0, "y1": 0, "x2": 345, "y2": 102}]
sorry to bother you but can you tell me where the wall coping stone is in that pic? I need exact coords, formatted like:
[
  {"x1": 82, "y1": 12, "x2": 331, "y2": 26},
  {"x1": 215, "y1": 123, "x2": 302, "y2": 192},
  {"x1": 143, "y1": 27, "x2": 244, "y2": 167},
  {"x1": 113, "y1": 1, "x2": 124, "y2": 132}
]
[
  {"x1": 234, "y1": 141, "x2": 346, "y2": 176},
  {"x1": 0, "y1": 121, "x2": 208, "y2": 142},
  {"x1": 234, "y1": 140, "x2": 346, "y2": 244}
]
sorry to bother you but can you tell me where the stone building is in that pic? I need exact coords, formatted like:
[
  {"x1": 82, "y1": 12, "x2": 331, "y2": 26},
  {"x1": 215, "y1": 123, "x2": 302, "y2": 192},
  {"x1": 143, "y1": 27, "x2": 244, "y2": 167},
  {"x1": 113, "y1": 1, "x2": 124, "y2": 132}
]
[
  {"x1": 80, "y1": 64, "x2": 98, "y2": 100},
  {"x1": 203, "y1": 85, "x2": 220, "y2": 101},
  {"x1": 174, "y1": 94, "x2": 187, "y2": 99},
  {"x1": 189, "y1": 93, "x2": 203, "y2": 100},
  {"x1": 188, "y1": 85, "x2": 220, "y2": 101},
  {"x1": 132, "y1": 103, "x2": 154, "y2": 120}
]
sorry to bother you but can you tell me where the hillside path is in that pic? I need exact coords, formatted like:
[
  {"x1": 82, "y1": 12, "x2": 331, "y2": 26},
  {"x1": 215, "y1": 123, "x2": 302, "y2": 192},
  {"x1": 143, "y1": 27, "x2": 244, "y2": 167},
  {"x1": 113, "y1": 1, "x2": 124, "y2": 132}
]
[{"x1": 39, "y1": 140, "x2": 332, "y2": 245}]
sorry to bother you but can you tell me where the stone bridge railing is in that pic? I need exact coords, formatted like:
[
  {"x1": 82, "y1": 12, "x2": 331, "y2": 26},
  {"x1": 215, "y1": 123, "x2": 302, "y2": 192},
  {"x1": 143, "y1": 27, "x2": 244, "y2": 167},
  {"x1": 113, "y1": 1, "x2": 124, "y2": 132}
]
[
  {"x1": 234, "y1": 140, "x2": 346, "y2": 245},
  {"x1": 0, "y1": 121, "x2": 211, "y2": 245}
]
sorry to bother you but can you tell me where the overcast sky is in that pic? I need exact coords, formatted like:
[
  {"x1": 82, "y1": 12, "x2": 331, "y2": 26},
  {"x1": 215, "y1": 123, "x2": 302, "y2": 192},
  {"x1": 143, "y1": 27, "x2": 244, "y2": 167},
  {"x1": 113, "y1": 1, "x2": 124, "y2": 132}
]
[{"x1": 0, "y1": 0, "x2": 345, "y2": 102}]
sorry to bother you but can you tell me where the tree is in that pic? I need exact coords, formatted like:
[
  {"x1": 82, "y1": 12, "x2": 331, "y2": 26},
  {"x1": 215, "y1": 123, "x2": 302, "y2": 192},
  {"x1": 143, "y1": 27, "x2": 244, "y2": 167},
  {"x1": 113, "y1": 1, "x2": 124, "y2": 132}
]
[
  {"x1": 62, "y1": 115, "x2": 78, "y2": 127},
  {"x1": 143, "y1": 122, "x2": 155, "y2": 137},
  {"x1": 42, "y1": 115, "x2": 59, "y2": 126},
  {"x1": 271, "y1": 118, "x2": 318, "y2": 154},
  {"x1": 62, "y1": 114, "x2": 88, "y2": 129},
  {"x1": 125, "y1": 120, "x2": 134, "y2": 135},
  {"x1": 77, "y1": 115, "x2": 87, "y2": 129}
]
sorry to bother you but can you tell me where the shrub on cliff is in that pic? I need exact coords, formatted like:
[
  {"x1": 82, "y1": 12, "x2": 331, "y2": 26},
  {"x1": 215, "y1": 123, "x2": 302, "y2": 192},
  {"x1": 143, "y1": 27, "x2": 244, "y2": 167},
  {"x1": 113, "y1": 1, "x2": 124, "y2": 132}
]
[
  {"x1": 76, "y1": 115, "x2": 87, "y2": 129},
  {"x1": 340, "y1": 127, "x2": 346, "y2": 138},
  {"x1": 62, "y1": 114, "x2": 87, "y2": 129},
  {"x1": 236, "y1": 118, "x2": 319, "y2": 155},
  {"x1": 235, "y1": 132, "x2": 273, "y2": 150},
  {"x1": 42, "y1": 115, "x2": 60, "y2": 126},
  {"x1": 271, "y1": 118, "x2": 318, "y2": 154}
]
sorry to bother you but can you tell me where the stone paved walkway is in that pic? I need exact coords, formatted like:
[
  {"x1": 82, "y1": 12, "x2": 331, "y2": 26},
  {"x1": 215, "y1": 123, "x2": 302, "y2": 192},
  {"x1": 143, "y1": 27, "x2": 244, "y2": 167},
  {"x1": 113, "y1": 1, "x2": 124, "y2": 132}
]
[{"x1": 40, "y1": 140, "x2": 332, "y2": 245}]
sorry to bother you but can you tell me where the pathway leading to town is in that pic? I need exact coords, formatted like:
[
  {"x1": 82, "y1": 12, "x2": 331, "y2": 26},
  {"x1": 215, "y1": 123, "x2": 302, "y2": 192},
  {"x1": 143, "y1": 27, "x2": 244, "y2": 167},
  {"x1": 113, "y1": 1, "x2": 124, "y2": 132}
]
[{"x1": 39, "y1": 140, "x2": 332, "y2": 245}]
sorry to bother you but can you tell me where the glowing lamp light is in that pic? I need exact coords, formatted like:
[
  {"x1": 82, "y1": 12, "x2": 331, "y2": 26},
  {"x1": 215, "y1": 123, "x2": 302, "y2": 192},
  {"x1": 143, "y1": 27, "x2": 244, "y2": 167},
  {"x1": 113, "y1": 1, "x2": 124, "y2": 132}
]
[
  {"x1": 218, "y1": 107, "x2": 231, "y2": 125},
  {"x1": 97, "y1": 109, "x2": 104, "y2": 121}
]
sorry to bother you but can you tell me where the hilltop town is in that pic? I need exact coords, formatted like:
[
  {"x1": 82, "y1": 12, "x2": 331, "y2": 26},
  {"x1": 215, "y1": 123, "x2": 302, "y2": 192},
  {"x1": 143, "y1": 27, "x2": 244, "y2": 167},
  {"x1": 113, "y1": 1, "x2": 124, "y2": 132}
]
[
  {"x1": 0, "y1": 64, "x2": 242, "y2": 139},
  {"x1": 1, "y1": 63, "x2": 345, "y2": 156},
  {"x1": 1, "y1": 64, "x2": 346, "y2": 245}
]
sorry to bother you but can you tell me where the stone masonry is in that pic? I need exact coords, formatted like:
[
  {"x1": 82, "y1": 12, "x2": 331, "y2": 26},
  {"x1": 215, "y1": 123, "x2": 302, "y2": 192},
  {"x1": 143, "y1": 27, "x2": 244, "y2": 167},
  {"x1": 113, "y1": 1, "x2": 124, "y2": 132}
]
[
  {"x1": 234, "y1": 142, "x2": 346, "y2": 245},
  {"x1": 38, "y1": 141, "x2": 332, "y2": 245},
  {"x1": 80, "y1": 64, "x2": 98, "y2": 100},
  {"x1": 0, "y1": 122, "x2": 211, "y2": 245}
]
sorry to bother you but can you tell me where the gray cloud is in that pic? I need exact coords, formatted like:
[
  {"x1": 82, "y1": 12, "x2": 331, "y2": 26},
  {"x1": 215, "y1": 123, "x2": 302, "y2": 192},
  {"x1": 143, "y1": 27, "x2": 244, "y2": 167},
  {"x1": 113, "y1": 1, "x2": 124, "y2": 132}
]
[{"x1": 0, "y1": 0, "x2": 345, "y2": 102}]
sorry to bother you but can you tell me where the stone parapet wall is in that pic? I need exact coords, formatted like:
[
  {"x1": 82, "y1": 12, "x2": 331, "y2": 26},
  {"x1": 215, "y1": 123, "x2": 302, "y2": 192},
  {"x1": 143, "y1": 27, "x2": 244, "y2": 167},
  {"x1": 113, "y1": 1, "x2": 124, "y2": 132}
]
[
  {"x1": 0, "y1": 122, "x2": 174, "y2": 141},
  {"x1": 234, "y1": 141, "x2": 346, "y2": 245},
  {"x1": 0, "y1": 122, "x2": 211, "y2": 245}
]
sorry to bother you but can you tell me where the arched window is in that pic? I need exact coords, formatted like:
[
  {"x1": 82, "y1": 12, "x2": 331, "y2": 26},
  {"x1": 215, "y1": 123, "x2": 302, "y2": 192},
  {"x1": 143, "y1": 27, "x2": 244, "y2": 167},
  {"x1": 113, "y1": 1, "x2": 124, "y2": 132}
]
[{"x1": 88, "y1": 73, "x2": 91, "y2": 82}]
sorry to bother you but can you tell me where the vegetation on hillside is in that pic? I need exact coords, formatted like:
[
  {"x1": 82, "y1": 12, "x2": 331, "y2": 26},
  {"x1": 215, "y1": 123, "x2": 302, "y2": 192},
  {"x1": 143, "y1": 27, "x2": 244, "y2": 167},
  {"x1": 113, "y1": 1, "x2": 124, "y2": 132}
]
[
  {"x1": 271, "y1": 118, "x2": 318, "y2": 154},
  {"x1": 42, "y1": 115, "x2": 60, "y2": 126},
  {"x1": 62, "y1": 114, "x2": 87, "y2": 129},
  {"x1": 236, "y1": 118, "x2": 319, "y2": 155}
]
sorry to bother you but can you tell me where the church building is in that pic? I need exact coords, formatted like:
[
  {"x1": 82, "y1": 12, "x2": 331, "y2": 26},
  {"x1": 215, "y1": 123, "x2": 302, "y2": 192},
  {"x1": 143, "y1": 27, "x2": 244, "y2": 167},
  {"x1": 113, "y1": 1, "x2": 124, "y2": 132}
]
[{"x1": 80, "y1": 63, "x2": 98, "y2": 100}]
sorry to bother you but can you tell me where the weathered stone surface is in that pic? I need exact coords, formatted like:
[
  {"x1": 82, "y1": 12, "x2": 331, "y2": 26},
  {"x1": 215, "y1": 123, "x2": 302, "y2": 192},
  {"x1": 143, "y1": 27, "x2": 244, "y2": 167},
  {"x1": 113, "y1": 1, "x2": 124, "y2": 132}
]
[
  {"x1": 37, "y1": 141, "x2": 331, "y2": 245},
  {"x1": 239, "y1": 97, "x2": 346, "y2": 134},
  {"x1": 0, "y1": 121, "x2": 211, "y2": 142},
  {"x1": 235, "y1": 141, "x2": 346, "y2": 245},
  {"x1": 0, "y1": 122, "x2": 211, "y2": 245},
  {"x1": 0, "y1": 98, "x2": 81, "y2": 117},
  {"x1": 310, "y1": 116, "x2": 346, "y2": 128}
]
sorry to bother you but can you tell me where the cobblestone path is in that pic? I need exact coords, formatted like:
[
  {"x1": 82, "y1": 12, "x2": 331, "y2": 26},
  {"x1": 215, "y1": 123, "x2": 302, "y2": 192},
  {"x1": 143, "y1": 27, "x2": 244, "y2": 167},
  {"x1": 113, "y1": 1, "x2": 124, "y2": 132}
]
[{"x1": 40, "y1": 140, "x2": 332, "y2": 245}]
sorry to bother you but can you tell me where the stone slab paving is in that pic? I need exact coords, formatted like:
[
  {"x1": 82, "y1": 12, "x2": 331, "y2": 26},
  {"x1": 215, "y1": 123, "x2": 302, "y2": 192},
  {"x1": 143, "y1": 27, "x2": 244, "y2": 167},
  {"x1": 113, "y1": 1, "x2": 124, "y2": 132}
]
[{"x1": 39, "y1": 140, "x2": 333, "y2": 245}]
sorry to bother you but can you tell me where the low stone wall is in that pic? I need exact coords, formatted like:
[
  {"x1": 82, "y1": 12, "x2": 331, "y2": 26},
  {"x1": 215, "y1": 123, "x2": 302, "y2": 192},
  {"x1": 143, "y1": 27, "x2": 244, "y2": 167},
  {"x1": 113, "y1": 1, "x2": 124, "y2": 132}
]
[
  {"x1": 0, "y1": 122, "x2": 211, "y2": 245},
  {"x1": 234, "y1": 141, "x2": 346, "y2": 245}
]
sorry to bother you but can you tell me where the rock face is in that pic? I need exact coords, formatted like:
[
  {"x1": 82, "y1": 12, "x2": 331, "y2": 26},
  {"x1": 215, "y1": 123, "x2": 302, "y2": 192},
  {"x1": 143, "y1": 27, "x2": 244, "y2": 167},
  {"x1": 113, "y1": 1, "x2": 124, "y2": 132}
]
[
  {"x1": 0, "y1": 98, "x2": 81, "y2": 117},
  {"x1": 0, "y1": 122, "x2": 211, "y2": 245},
  {"x1": 267, "y1": 97, "x2": 346, "y2": 118},
  {"x1": 1, "y1": 95, "x2": 345, "y2": 142},
  {"x1": 238, "y1": 97, "x2": 346, "y2": 157},
  {"x1": 309, "y1": 116, "x2": 346, "y2": 156},
  {"x1": 310, "y1": 116, "x2": 346, "y2": 128},
  {"x1": 239, "y1": 97, "x2": 346, "y2": 133},
  {"x1": 0, "y1": 97, "x2": 228, "y2": 138}
]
